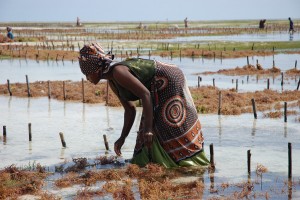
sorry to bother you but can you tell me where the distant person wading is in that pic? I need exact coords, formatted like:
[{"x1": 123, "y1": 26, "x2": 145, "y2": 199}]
[
  {"x1": 288, "y1": 17, "x2": 294, "y2": 33},
  {"x1": 6, "y1": 27, "x2": 14, "y2": 40}
]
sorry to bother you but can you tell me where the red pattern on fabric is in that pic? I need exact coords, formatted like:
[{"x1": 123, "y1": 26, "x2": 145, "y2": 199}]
[{"x1": 161, "y1": 119, "x2": 204, "y2": 161}]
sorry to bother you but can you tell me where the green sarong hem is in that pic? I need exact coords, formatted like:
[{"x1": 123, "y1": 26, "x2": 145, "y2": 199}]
[{"x1": 131, "y1": 136, "x2": 209, "y2": 168}]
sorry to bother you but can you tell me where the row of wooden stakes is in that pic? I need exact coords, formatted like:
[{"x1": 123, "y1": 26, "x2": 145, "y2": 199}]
[
  {"x1": 1, "y1": 123, "x2": 294, "y2": 179},
  {"x1": 1, "y1": 124, "x2": 109, "y2": 151}
]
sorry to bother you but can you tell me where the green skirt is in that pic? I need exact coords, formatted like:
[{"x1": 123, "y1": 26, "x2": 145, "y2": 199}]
[{"x1": 131, "y1": 136, "x2": 210, "y2": 168}]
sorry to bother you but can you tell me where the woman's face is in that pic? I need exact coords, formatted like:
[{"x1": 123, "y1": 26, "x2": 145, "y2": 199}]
[{"x1": 86, "y1": 69, "x2": 102, "y2": 85}]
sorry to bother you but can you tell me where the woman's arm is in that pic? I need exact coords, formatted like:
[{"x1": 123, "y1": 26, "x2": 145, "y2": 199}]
[
  {"x1": 112, "y1": 65, "x2": 154, "y2": 148},
  {"x1": 109, "y1": 81, "x2": 136, "y2": 156}
]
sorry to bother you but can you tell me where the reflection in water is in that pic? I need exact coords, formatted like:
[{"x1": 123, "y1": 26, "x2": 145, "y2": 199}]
[
  {"x1": 284, "y1": 123, "x2": 288, "y2": 138},
  {"x1": 209, "y1": 171, "x2": 215, "y2": 193},
  {"x1": 251, "y1": 119, "x2": 257, "y2": 136},
  {"x1": 3, "y1": 136, "x2": 7, "y2": 145},
  {"x1": 289, "y1": 33, "x2": 294, "y2": 41},
  {"x1": 64, "y1": 101, "x2": 66, "y2": 117},
  {"x1": 105, "y1": 106, "x2": 110, "y2": 128},
  {"x1": 82, "y1": 103, "x2": 86, "y2": 122},
  {"x1": 8, "y1": 96, "x2": 12, "y2": 109},
  {"x1": 48, "y1": 99, "x2": 51, "y2": 117},
  {"x1": 218, "y1": 116, "x2": 222, "y2": 143},
  {"x1": 247, "y1": 173, "x2": 251, "y2": 186},
  {"x1": 27, "y1": 98, "x2": 31, "y2": 117},
  {"x1": 288, "y1": 179, "x2": 293, "y2": 200},
  {"x1": 28, "y1": 142, "x2": 32, "y2": 152},
  {"x1": 60, "y1": 148, "x2": 65, "y2": 159}
]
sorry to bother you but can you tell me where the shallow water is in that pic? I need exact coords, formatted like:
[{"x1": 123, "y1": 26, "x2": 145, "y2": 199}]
[
  {"x1": 0, "y1": 96, "x2": 299, "y2": 175},
  {"x1": 1, "y1": 54, "x2": 299, "y2": 92},
  {"x1": 154, "y1": 32, "x2": 300, "y2": 42},
  {"x1": 1, "y1": 95, "x2": 300, "y2": 198},
  {"x1": 152, "y1": 54, "x2": 300, "y2": 91},
  {"x1": 9, "y1": 29, "x2": 300, "y2": 42}
]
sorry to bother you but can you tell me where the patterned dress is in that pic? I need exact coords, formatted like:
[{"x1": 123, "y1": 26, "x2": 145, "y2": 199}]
[{"x1": 110, "y1": 58, "x2": 209, "y2": 167}]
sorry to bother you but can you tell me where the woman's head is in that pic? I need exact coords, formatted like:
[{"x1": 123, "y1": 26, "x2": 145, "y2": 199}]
[{"x1": 78, "y1": 43, "x2": 114, "y2": 83}]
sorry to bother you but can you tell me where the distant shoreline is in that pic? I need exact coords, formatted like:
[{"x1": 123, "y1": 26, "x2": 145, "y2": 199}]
[{"x1": 0, "y1": 18, "x2": 299, "y2": 24}]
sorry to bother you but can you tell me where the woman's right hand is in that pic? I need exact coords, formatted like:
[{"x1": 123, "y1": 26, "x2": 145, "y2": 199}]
[
  {"x1": 144, "y1": 132, "x2": 154, "y2": 149},
  {"x1": 114, "y1": 137, "x2": 125, "y2": 156}
]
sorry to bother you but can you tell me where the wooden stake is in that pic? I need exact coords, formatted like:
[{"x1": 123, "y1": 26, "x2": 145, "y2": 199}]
[
  {"x1": 297, "y1": 78, "x2": 300, "y2": 91},
  {"x1": 198, "y1": 76, "x2": 202, "y2": 88},
  {"x1": 28, "y1": 123, "x2": 32, "y2": 141},
  {"x1": 218, "y1": 91, "x2": 222, "y2": 115},
  {"x1": 284, "y1": 102, "x2": 287, "y2": 123},
  {"x1": 106, "y1": 81, "x2": 109, "y2": 106},
  {"x1": 251, "y1": 99, "x2": 257, "y2": 119},
  {"x1": 63, "y1": 81, "x2": 66, "y2": 100},
  {"x1": 247, "y1": 150, "x2": 251, "y2": 175},
  {"x1": 48, "y1": 80, "x2": 51, "y2": 99},
  {"x1": 213, "y1": 78, "x2": 215, "y2": 87},
  {"x1": 7, "y1": 79, "x2": 12, "y2": 96},
  {"x1": 295, "y1": 60, "x2": 297, "y2": 69},
  {"x1": 59, "y1": 132, "x2": 66, "y2": 148},
  {"x1": 179, "y1": 49, "x2": 182, "y2": 60},
  {"x1": 3, "y1": 126, "x2": 6, "y2": 137},
  {"x1": 247, "y1": 56, "x2": 249, "y2": 66},
  {"x1": 288, "y1": 143, "x2": 292, "y2": 179},
  {"x1": 25, "y1": 75, "x2": 31, "y2": 97},
  {"x1": 209, "y1": 143, "x2": 215, "y2": 169},
  {"x1": 236, "y1": 79, "x2": 238, "y2": 91},
  {"x1": 81, "y1": 78, "x2": 85, "y2": 103},
  {"x1": 267, "y1": 78, "x2": 270, "y2": 89},
  {"x1": 103, "y1": 134, "x2": 109, "y2": 151}
]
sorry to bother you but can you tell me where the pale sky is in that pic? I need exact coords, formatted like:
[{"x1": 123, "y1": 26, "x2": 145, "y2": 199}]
[{"x1": 0, "y1": 0, "x2": 299, "y2": 22}]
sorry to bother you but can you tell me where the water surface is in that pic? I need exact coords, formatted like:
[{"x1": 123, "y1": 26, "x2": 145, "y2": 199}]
[{"x1": 1, "y1": 54, "x2": 299, "y2": 92}]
